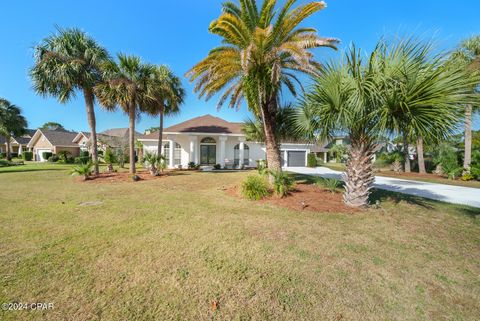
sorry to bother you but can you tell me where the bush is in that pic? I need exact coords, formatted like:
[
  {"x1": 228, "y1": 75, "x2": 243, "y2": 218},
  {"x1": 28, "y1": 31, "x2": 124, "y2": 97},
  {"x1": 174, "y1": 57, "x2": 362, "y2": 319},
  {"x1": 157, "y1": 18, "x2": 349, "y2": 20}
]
[
  {"x1": 461, "y1": 173, "x2": 475, "y2": 181},
  {"x1": 22, "y1": 151, "x2": 33, "y2": 161},
  {"x1": 48, "y1": 155, "x2": 60, "y2": 162},
  {"x1": 470, "y1": 167, "x2": 480, "y2": 180},
  {"x1": 241, "y1": 175, "x2": 270, "y2": 200},
  {"x1": 104, "y1": 148, "x2": 116, "y2": 164},
  {"x1": 256, "y1": 159, "x2": 268, "y2": 175},
  {"x1": 42, "y1": 152, "x2": 53, "y2": 161},
  {"x1": 307, "y1": 153, "x2": 317, "y2": 167},
  {"x1": 315, "y1": 177, "x2": 343, "y2": 193},
  {"x1": 188, "y1": 162, "x2": 200, "y2": 170},
  {"x1": 75, "y1": 156, "x2": 91, "y2": 164},
  {"x1": 57, "y1": 150, "x2": 72, "y2": 162},
  {"x1": 213, "y1": 164, "x2": 221, "y2": 170},
  {"x1": 270, "y1": 170, "x2": 295, "y2": 197},
  {"x1": 70, "y1": 161, "x2": 94, "y2": 180},
  {"x1": 80, "y1": 150, "x2": 89, "y2": 157},
  {"x1": 0, "y1": 152, "x2": 6, "y2": 159}
]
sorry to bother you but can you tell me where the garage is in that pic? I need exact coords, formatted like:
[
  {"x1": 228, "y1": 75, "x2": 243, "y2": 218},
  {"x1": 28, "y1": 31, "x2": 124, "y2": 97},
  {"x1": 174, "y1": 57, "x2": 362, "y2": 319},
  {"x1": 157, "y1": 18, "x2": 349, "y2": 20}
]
[
  {"x1": 36, "y1": 148, "x2": 52, "y2": 162},
  {"x1": 286, "y1": 151, "x2": 306, "y2": 167}
]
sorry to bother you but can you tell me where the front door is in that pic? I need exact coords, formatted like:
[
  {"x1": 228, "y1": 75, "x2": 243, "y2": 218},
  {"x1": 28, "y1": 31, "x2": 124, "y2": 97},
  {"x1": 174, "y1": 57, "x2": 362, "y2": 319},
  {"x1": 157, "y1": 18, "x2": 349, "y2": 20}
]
[{"x1": 200, "y1": 145, "x2": 216, "y2": 165}]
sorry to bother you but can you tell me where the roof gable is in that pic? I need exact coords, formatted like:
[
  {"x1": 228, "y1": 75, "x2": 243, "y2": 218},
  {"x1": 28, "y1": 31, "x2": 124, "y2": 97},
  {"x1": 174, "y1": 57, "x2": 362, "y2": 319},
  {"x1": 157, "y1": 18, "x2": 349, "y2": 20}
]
[{"x1": 143, "y1": 115, "x2": 243, "y2": 139}]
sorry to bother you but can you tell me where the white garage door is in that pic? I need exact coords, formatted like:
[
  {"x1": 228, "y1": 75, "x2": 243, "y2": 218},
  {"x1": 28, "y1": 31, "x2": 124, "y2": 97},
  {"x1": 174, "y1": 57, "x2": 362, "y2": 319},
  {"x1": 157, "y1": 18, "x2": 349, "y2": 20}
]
[{"x1": 36, "y1": 149, "x2": 52, "y2": 162}]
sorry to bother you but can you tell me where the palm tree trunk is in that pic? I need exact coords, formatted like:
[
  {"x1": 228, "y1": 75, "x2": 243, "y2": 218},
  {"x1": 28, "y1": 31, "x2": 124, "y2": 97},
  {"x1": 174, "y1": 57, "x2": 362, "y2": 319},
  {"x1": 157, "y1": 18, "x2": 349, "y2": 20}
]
[
  {"x1": 417, "y1": 136, "x2": 426, "y2": 174},
  {"x1": 343, "y1": 137, "x2": 375, "y2": 208},
  {"x1": 83, "y1": 88, "x2": 99, "y2": 175},
  {"x1": 403, "y1": 135, "x2": 411, "y2": 173},
  {"x1": 5, "y1": 136, "x2": 11, "y2": 161},
  {"x1": 261, "y1": 98, "x2": 282, "y2": 174},
  {"x1": 128, "y1": 103, "x2": 136, "y2": 174},
  {"x1": 157, "y1": 104, "x2": 164, "y2": 156},
  {"x1": 464, "y1": 104, "x2": 472, "y2": 171}
]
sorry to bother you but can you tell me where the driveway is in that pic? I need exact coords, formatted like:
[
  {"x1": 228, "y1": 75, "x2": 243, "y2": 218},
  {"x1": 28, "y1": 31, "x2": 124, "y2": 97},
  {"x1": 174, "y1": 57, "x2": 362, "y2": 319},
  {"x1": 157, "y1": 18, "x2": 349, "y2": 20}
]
[{"x1": 286, "y1": 166, "x2": 480, "y2": 209}]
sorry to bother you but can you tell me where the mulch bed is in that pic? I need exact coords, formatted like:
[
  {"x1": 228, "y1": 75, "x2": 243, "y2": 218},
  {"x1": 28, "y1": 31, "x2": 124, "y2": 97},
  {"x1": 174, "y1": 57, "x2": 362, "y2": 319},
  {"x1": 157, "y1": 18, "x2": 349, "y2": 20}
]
[
  {"x1": 80, "y1": 170, "x2": 173, "y2": 184},
  {"x1": 227, "y1": 183, "x2": 359, "y2": 213}
]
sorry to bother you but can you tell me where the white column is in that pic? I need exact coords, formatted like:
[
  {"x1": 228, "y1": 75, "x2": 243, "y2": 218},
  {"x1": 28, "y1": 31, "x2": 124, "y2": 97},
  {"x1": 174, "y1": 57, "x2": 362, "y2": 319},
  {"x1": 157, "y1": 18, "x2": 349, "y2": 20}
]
[
  {"x1": 239, "y1": 138, "x2": 245, "y2": 167},
  {"x1": 18, "y1": 144, "x2": 23, "y2": 156},
  {"x1": 284, "y1": 150, "x2": 288, "y2": 167},
  {"x1": 219, "y1": 136, "x2": 227, "y2": 168},
  {"x1": 169, "y1": 139, "x2": 175, "y2": 168},
  {"x1": 323, "y1": 152, "x2": 327, "y2": 163},
  {"x1": 189, "y1": 136, "x2": 196, "y2": 163}
]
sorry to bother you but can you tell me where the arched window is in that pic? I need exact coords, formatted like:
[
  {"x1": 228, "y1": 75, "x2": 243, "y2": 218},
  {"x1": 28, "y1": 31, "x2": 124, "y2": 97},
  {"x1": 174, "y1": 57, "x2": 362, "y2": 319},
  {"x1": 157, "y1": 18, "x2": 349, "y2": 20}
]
[
  {"x1": 163, "y1": 142, "x2": 182, "y2": 165},
  {"x1": 234, "y1": 144, "x2": 250, "y2": 166},
  {"x1": 201, "y1": 137, "x2": 216, "y2": 144}
]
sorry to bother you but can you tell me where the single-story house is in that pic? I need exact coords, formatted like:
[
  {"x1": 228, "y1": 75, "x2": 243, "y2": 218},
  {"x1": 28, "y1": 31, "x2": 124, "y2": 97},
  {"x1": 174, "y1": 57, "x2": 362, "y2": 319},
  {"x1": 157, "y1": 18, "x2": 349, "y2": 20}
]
[
  {"x1": 139, "y1": 114, "x2": 319, "y2": 169},
  {"x1": 72, "y1": 128, "x2": 143, "y2": 154},
  {"x1": 1, "y1": 129, "x2": 36, "y2": 156},
  {"x1": 27, "y1": 129, "x2": 81, "y2": 161}
]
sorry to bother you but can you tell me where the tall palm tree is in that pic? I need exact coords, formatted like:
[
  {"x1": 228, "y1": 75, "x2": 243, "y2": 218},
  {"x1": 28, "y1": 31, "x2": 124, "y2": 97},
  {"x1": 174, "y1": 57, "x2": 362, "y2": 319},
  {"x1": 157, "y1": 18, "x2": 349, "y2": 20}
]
[
  {"x1": 450, "y1": 36, "x2": 480, "y2": 172},
  {"x1": 0, "y1": 99, "x2": 27, "y2": 161},
  {"x1": 144, "y1": 65, "x2": 185, "y2": 155},
  {"x1": 94, "y1": 54, "x2": 155, "y2": 174},
  {"x1": 297, "y1": 40, "x2": 473, "y2": 208},
  {"x1": 30, "y1": 27, "x2": 109, "y2": 175},
  {"x1": 187, "y1": 0, "x2": 338, "y2": 173}
]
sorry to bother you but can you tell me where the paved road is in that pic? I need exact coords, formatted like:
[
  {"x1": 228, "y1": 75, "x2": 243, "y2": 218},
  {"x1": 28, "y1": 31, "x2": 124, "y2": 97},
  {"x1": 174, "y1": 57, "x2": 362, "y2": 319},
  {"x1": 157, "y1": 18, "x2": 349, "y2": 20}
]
[{"x1": 286, "y1": 166, "x2": 480, "y2": 209}]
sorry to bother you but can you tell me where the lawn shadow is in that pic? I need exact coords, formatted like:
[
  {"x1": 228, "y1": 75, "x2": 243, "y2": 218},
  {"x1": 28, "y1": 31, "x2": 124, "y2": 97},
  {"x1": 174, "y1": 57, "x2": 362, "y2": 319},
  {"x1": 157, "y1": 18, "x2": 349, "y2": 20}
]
[{"x1": 0, "y1": 167, "x2": 70, "y2": 174}]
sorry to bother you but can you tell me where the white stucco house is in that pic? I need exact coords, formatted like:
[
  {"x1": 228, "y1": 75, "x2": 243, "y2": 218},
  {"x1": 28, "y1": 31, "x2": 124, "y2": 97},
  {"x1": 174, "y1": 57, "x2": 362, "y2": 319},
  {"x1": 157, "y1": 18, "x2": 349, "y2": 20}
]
[{"x1": 138, "y1": 114, "x2": 319, "y2": 169}]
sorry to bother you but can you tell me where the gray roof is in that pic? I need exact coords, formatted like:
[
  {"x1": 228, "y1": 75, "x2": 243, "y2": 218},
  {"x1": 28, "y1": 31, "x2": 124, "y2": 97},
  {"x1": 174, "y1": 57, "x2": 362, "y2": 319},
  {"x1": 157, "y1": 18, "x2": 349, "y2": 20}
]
[
  {"x1": 12, "y1": 129, "x2": 36, "y2": 144},
  {"x1": 41, "y1": 129, "x2": 79, "y2": 147},
  {"x1": 100, "y1": 128, "x2": 142, "y2": 138}
]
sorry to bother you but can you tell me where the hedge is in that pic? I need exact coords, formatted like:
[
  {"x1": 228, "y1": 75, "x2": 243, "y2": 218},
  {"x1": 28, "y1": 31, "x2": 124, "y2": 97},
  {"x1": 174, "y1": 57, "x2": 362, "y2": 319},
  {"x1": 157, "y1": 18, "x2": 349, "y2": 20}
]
[
  {"x1": 22, "y1": 151, "x2": 33, "y2": 161},
  {"x1": 307, "y1": 153, "x2": 317, "y2": 167}
]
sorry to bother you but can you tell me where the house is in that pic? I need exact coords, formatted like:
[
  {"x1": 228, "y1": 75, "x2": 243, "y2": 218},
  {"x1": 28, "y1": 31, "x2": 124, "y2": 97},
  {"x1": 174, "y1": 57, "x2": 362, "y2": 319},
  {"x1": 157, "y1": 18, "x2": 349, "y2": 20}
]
[
  {"x1": 138, "y1": 114, "x2": 317, "y2": 168},
  {"x1": 27, "y1": 129, "x2": 81, "y2": 161},
  {"x1": 1, "y1": 129, "x2": 36, "y2": 156},
  {"x1": 72, "y1": 129, "x2": 143, "y2": 154}
]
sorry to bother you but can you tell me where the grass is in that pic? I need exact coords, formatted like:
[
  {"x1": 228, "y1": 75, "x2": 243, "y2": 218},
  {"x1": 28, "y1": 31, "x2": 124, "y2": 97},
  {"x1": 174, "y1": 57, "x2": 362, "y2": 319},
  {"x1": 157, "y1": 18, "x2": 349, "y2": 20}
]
[
  {"x1": 1, "y1": 163, "x2": 479, "y2": 320},
  {"x1": 321, "y1": 163, "x2": 480, "y2": 188}
]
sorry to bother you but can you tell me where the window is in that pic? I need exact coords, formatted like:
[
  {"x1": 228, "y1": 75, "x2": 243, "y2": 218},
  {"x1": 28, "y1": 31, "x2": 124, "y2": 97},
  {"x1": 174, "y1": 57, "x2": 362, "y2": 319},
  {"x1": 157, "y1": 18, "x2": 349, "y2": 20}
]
[
  {"x1": 234, "y1": 144, "x2": 249, "y2": 166},
  {"x1": 163, "y1": 142, "x2": 182, "y2": 165},
  {"x1": 201, "y1": 137, "x2": 216, "y2": 144}
]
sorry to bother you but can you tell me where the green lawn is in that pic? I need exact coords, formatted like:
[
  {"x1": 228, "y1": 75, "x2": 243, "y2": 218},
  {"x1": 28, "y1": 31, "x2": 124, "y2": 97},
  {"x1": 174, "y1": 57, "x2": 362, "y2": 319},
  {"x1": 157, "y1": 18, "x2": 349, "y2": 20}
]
[{"x1": 1, "y1": 164, "x2": 479, "y2": 320}]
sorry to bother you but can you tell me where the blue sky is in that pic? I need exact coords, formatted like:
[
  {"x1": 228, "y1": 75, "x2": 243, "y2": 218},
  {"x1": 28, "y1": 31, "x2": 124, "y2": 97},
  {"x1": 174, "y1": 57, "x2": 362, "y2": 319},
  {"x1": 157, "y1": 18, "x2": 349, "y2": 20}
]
[{"x1": 0, "y1": 0, "x2": 479, "y2": 132}]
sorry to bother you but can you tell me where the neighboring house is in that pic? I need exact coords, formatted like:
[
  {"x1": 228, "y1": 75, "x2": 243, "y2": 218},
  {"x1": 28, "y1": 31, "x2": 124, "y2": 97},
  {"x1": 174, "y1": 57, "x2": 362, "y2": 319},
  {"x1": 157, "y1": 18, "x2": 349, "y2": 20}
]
[
  {"x1": 138, "y1": 114, "x2": 317, "y2": 169},
  {"x1": 27, "y1": 129, "x2": 81, "y2": 161},
  {"x1": 72, "y1": 129, "x2": 143, "y2": 154},
  {"x1": 1, "y1": 129, "x2": 36, "y2": 156},
  {"x1": 312, "y1": 136, "x2": 350, "y2": 163}
]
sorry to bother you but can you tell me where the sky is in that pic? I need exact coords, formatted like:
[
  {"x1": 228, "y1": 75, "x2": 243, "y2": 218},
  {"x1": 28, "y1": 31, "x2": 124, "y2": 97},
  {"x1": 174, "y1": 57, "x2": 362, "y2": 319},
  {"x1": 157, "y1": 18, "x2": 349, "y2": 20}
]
[{"x1": 0, "y1": 0, "x2": 479, "y2": 133}]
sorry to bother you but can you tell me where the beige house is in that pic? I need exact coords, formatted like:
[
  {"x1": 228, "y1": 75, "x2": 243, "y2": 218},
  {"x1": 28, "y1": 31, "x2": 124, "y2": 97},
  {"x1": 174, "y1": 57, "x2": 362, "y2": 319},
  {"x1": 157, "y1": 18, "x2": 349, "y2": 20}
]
[
  {"x1": 27, "y1": 129, "x2": 81, "y2": 161},
  {"x1": 1, "y1": 129, "x2": 36, "y2": 156}
]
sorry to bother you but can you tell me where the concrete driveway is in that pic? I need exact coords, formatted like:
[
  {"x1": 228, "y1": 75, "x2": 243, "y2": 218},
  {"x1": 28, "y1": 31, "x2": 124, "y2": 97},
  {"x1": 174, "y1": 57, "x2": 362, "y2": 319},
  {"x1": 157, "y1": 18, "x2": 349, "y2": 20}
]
[{"x1": 286, "y1": 166, "x2": 480, "y2": 209}]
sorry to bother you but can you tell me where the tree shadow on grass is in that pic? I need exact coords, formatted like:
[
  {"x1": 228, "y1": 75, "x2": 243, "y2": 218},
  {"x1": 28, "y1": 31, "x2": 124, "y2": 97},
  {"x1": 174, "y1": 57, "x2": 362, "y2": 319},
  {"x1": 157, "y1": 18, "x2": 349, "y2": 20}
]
[{"x1": 0, "y1": 167, "x2": 70, "y2": 174}]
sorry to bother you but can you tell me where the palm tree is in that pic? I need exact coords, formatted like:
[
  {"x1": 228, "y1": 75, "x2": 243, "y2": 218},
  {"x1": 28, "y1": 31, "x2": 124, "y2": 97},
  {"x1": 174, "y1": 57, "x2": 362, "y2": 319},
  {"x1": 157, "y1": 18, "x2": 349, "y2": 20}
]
[
  {"x1": 187, "y1": 0, "x2": 338, "y2": 173},
  {"x1": 94, "y1": 54, "x2": 155, "y2": 174},
  {"x1": 144, "y1": 65, "x2": 185, "y2": 155},
  {"x1": 30, "y1": 27, "x2": 109, "y2": 175},
  {"x1": 242, "y1": 105, "x2": 302, "y2": 143},
  {"x1": 450, "y1": 36, "x2": 480, "y2": 172},
  {"x1": 0, "y1": 99, "x2": 27, "y2": 160},
  {"x1": 297, "y1": 40, "x2": 473, "y2": 208}
]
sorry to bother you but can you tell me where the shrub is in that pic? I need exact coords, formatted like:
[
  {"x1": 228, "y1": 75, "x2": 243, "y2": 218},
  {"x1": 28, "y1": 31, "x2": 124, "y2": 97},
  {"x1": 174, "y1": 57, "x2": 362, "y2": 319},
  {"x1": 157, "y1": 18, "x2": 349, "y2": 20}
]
[
  {"x1": 442, "y1": 162, "x2": 463, "y2": 180},
  {"x1": 48, "y1": 155, "x2": 60, "y2": 162},
  {"x1": 461, "y1": 173, "x2": 475, "y2": 181},
  {"x1": 75, "y1": 156, "x2": 90, "y2": 164},
  {"x1": 213, "y1": 164, "x2": 221, "y2": 170},
  {"x1": 315, "y1": 177, "x2": 343, "y2": 193},
  {"x1": 10, "y1": 153, "x2": 18, "y2": 158},
  {"x1": 22, "y1": 151, "x2": 33, "y2": 161},
  {"x1": 0, "y1": 152, "x2": 6, "y2": 159},
  {"x1": 188, "y1": 162, "x2": 200, "y2": 170},
  {"x1": 104, "y1": 148, "x2": 116, "y2": 164},
  {"x1": 241, "y1": 175, "x2": 270, "y2": 200},
  {"x1": 70, "y1": 161, "x2": 94, "y2": 180},
  {"x1": 270, "y1": 170, "x2": 295, "y2": 197},
  {"x1": 257, "y1": 159, "x2": 268, "y2": 175},
  {"x1": 42, "y1": 152, "x2": 53, "y2": 161},
  {"x1": 307, "y1": 153, "x2": 317, "y2": 167},
  {"x1": 470, "y1": 167, "x2": 480, "y2": 180},
  {"x1": 79, "y1": 150, "x2": 89, "y2": 157},
  {"x1": 57, "y1": 150, "x2": 72, "y2": 162}
]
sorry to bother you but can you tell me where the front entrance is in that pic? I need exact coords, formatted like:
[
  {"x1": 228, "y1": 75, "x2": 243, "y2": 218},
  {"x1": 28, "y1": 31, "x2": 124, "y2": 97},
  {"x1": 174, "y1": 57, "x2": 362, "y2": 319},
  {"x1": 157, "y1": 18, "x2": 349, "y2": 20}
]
[{"x1": 200, "y1": 145, "x2": 216, "y2": 165}]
